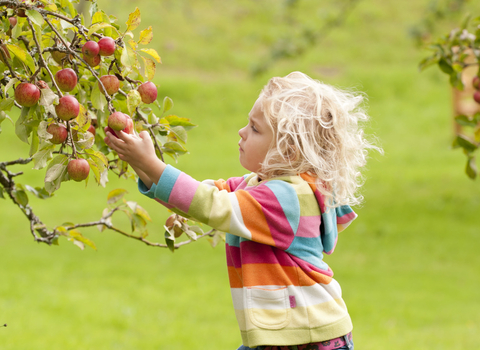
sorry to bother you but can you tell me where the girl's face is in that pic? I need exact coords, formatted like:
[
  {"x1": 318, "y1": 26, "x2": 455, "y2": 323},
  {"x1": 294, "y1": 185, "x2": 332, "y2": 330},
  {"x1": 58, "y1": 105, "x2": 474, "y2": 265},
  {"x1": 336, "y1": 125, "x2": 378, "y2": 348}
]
[{"x1": 238, "y1": 98, "x2": 274, "y2": 174}]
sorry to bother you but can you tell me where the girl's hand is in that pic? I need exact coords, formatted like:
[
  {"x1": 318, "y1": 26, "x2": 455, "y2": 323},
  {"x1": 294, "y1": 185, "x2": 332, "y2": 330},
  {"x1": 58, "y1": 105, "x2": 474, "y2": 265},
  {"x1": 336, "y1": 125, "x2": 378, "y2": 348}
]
[{"x1": 104, "y1": 129, "x2": 166, "y2": 185}]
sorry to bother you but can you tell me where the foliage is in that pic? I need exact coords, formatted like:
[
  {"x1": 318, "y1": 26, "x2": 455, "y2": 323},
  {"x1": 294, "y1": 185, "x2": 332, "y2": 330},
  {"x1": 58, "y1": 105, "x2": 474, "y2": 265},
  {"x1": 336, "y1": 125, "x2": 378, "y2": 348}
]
[
  {"x1": 419, "y1": 15, "x2": 480, "y2": 179},
  {"x1": 0, "y1": 0, "x2": 218, "y2": 249}
]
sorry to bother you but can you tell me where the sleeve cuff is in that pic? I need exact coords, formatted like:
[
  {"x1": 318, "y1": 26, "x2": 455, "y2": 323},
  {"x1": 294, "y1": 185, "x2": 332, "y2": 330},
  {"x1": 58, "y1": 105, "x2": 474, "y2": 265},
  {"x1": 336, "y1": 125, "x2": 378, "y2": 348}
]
[
  {"x1": 138, "y1": 179, "x2": 157, "y2": 199},
  {"x1": 137, "y1": 164, "x2": 182, "y2": 203}
]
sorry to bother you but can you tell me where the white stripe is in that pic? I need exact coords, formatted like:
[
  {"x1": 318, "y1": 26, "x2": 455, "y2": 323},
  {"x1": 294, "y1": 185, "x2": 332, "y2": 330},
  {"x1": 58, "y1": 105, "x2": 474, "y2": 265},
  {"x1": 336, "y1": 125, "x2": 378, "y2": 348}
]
[
  {"x1": 230, "y1": 281, "x2": 342, "y2": 310},
  {"x1": 227, "y1": 193, "x2": 252, "y2": 240}
]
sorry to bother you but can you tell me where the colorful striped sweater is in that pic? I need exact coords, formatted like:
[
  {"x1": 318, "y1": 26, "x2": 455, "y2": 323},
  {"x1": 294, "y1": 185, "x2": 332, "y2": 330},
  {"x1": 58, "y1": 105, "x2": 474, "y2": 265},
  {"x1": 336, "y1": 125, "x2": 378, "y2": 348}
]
[{"x1": 138, "y1": 165, "x2": 357, "y2": 347}]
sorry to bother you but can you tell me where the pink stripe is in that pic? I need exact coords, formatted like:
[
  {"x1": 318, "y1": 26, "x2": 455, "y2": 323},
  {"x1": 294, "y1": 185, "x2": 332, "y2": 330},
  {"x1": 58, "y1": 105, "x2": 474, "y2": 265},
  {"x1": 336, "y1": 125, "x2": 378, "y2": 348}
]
[
  {"x1": 168, "y1": 172, "x2": 200, "y2": 213},
  {"x1": 337, "y1": 211, "x2": 357, "y2": 224},
  {"x1": 227, "y1": 241, "x2": 298, "y2": 267},
  {"x1": 290, "y1": 254, "x2": 333, "y2": 276},
  {"x1": 154, "y1": 198, "x2": 175, "y2": 209},
  {"x1": 296, "y1": 216, "x2": 321, "y2": 238},
  {"x1": 250, "y1": 186, "x2": 294, "y2": 249}
]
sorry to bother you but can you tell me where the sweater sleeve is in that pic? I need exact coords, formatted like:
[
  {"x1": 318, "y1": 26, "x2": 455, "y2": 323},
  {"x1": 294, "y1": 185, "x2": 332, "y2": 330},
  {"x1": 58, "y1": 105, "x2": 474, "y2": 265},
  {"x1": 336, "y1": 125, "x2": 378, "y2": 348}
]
[{"x1": 144, "y1": 165, "x2": 299, "y2": 249}]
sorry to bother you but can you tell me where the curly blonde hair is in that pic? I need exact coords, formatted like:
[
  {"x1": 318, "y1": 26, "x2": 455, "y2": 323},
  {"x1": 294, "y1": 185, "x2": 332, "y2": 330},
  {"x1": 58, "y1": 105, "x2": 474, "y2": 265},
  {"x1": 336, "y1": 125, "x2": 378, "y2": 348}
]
[{"x1": 258, "y1": 71, "x2": 381, "y2": 208}]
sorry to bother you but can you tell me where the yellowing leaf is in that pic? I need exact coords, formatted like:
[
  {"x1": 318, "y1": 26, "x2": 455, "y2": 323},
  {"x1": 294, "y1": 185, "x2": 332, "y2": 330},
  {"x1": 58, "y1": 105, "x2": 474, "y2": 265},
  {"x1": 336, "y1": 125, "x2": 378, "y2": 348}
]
[
  {"x1": 138, "y1": 26, "x2": 153, "y2": 45},
  {"x1": 107, "y1": 188, "x2": 128, "y2": 204},
  {"x1": 88, "y1": 22, "x2": 116, "y2": 37},
  {"x1": 139, "y1": 48, "x2": 161, "y2": 63},
  {"x1": 127, "y1": 89, "x2": 142, "y2": 116},
  {"x1": 7, "y1": 44, "x2": 36, "y2": 73},
  {"x1": 125, "y1": 7, "x2": 141, "y2": 32},
  {"x1": 141, "y1": 56, "x2": 156, "y2": 80}
]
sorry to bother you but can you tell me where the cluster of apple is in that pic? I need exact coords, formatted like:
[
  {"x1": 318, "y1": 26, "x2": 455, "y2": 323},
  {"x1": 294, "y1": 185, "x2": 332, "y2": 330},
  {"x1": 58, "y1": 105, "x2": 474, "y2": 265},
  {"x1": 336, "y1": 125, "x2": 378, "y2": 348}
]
[
  {"x1": 473, "y1": 76, "x2": 480, "y2": 104},
  {"x1": 12, "y1": 36, "x2": 158, "y2": 183}
]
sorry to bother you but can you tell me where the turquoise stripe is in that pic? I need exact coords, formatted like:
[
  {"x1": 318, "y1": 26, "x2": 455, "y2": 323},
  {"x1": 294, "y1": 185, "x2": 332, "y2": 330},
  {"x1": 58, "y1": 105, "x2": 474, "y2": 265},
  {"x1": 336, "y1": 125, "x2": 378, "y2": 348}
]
[
  {"x1": 321, "y1": 210, "x2": 337, "y2": 253},
  {"x1": 265, "y1": 180, "x2": 300, "y2": 235},
  {"x1": 138, "y1": 179, "x2": 156, "y2": 199},
  {"x1": 154, "y1": 165, "x2": 181, "y2": 203},
  {"x1": 286, "y1": 236, "x2": 328, "y2": 270},
  {"x1": 336, "y1": 205, "x2": 354, "y2": 218}
]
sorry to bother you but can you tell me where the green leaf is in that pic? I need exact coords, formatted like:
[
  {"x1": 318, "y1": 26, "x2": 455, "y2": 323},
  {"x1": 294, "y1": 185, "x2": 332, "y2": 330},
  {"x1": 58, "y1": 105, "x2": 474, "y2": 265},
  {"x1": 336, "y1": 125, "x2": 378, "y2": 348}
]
[
  {"x1": 0, "y1": 98, "x2": 14, "y2": 112},
  {"x1": 91, "y1": 82, "x2": 107, "y2": 111},
  {"x1": 164, "y1": 231, "x2": 175, "y2": 253},
  {"x1": 418, "y1": 54, "x2": 439, "y2": 71},
  {"x1": 465, "y1": 156, "x2": 477, "y2": 179},
  {"x1": 438, "y1": 58, "x2": 454, "y2": 75},
  {"x1": 162, "y1": 96, "x2": 173, "y2": 114},
  {"x1": 32, "y1": 142, "x2": 55, "y2": 170},
  {"x1": 455, "y1": 115, "x2": 478, "y2": 128},
  {"x1": 452, "y1": 135, "x2": 478, "y2": 153},
  {"x1": 120, "y1": 45, "x2": 137, "y2": 68},
  {"x1": 138, "y1": 26, "x2": 153, "y2": 45},
  {"x1": 26, "y1": 9, "x2": 45, "y2": 26},
  {"x1": 29, "y1": 128, "x2": 39, "y2": 157},
  {"x1": 15, "y1": 107, "x2": 31, "y2": 144},
  {"x1": 162, "y1": 141, "x2": 187, "y2": 154},
  {"x1": 125, "y1": 7, "x2": 141, "y2": 32},
  {"x1": 164, "y1": 115, "x2": 196, "y2": 130},
  {"x1": 12, "y1": 187, "x2": 29, "y2": 207},
  {"x1": 170, "y1": 125, "x2": 187, "y2": 143},
  {"x1": 107, "y1": 188, "x2": 128, "y2": 204}
]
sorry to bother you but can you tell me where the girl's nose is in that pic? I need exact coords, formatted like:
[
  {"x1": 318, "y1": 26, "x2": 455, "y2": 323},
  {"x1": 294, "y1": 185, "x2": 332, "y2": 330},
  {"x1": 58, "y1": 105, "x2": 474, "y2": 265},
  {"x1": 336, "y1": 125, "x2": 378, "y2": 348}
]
[{"x1": 238, "y1": 126, "x2": 246, "y2": 139}]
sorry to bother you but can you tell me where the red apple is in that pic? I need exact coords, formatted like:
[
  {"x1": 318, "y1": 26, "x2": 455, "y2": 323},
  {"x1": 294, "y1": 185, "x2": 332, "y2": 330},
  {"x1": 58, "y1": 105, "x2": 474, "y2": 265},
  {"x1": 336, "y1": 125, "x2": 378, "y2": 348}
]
[
  {"x1": 87, "y1": 125, "x2": 96, "y2": 137},
  {"x1": 36, "y1": 80, "x2": 49, "y2": 90},
  {"x1": 46, "y1": 123, "x2": 68, "y2": 144},
  {"x1": 55, "y1": 68, "x2": 77, "y2": 92},
  {"x1": 137, "y1": 81, "x2": 157, "y2": 104},
  {"x1": 98, "y1": 75, "x2": 120, "y2": 95},
  {"x1": 82, "y1": 54, "x2": 101, "y2": 67},
  {"x1": 9, "y1": 17, "x2": 17, "y2": 28},
  {"x1": 473, "y1": 76, "x2": 480, "y2": 91},
  {"x1": 108, "y1": 112, "x2": 128, "y2": 131},
  {"x1": 98, "y1": 37, "x2": 116, "y2": 56},
  {"x1": 67, "y1": 158, "x2": 90, "y2": 182},
  {"x1": 123, "y1": 117, "x2": 134, "y2": 134},
  {"x1": 55, "y1": 95, "x2": 80, "y2": 121},
  {"x1": 15, "y1": 82, "x2": 41, "y2": 107},
  {"x1": 474, "y1": 91, "x2": 480, "y2": 104},
  {"x1": 82, "y1": 40, "x2": 99, "y2": 58},
  {"x1": 0, "y1": 44, "x2": 11, "y2": 64}
]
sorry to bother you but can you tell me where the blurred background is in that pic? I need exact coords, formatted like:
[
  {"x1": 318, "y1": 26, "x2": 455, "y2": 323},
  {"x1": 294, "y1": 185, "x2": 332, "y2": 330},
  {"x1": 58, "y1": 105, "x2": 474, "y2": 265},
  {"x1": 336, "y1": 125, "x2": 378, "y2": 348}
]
[{"x1": 1, "y1": 0, "x2": 480, "y2": 349}]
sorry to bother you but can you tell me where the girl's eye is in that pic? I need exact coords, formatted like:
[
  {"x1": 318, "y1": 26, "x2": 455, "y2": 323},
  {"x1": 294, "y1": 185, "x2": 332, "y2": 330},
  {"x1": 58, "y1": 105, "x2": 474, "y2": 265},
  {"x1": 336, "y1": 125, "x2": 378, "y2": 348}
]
[{"x1": 251, "y1": 125, "x2": 258, "y2": 132}]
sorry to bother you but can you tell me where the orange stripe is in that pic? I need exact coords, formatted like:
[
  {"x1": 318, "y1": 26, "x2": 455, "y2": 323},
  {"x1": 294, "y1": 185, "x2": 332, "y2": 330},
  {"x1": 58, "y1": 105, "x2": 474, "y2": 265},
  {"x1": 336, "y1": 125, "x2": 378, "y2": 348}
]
[
  {"x1": 235, "y1": 191, "x2": 275, "y2": 246},
  {"x1": 228, "y1": 264, "x2": 333, "y2": 287},
  {"x1": 228, "y1": 266, "x2": 243, "y2": 288},
  {"x1": 214, "y1": 179, "x2": 231, "y2": 192}
]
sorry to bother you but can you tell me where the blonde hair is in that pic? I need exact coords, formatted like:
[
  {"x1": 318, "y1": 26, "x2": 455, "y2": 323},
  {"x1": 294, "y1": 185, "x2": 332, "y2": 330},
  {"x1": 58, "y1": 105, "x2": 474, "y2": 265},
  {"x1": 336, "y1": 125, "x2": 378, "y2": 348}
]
[{"x1": 258, "y1": 71, "x2": 381, "y2": 208}]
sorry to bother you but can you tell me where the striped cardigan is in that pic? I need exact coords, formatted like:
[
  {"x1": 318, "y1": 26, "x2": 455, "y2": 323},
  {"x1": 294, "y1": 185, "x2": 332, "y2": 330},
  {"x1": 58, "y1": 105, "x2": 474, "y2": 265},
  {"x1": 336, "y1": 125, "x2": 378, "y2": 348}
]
[{"x1": 138, "y1": 165, "x2": 357, "y2": 347}]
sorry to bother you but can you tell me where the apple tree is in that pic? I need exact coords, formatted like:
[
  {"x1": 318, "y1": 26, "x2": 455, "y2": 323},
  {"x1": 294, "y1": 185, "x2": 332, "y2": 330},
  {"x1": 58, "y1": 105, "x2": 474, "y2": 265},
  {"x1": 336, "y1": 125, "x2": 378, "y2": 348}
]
[
  {"x1": 0, "y1": 0, "x2": 219, "y2": 250},
  {"x1": 420, "y1": 15, "x2": 480, "y2": 179}
]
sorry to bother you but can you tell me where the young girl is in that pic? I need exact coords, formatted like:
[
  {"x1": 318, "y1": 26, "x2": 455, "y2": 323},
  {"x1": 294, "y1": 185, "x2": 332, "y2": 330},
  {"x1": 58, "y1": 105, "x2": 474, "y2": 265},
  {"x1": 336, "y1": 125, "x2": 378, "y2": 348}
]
[{"x1": 105, "y1": 71, "x2": 379, "y2": 350}]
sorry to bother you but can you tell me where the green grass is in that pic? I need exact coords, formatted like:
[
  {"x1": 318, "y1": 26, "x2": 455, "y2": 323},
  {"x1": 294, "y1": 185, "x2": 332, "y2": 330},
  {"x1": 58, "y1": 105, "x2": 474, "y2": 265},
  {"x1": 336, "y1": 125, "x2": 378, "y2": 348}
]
[{"x1": 1, "y1": 0, "x2": 480, "y2": 349}]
